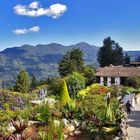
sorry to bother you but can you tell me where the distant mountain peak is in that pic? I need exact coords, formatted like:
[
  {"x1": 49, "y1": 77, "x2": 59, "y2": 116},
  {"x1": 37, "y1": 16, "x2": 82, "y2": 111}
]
[
  {"x1": 0, "y1": 42, "x2": 139, "y2": 87},
  {"x1": 75, "y1": 42, "x2": 91, "y2": 46}
]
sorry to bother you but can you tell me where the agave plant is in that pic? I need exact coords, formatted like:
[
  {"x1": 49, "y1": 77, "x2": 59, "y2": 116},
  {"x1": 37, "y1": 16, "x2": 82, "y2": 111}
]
[
  {"x1": 8, "y1": 134, "x2": 30, "y2": 140},
  {"x1": 10, "y1": 120, "x2": 30, "y2": 140},
  {"x1": 11, "y1": 120, "x2": 28, "y2": 134}
]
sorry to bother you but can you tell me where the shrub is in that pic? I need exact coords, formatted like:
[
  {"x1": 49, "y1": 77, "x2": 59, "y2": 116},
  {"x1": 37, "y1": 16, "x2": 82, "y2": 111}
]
[
  {"x1": 14, "y1": 70, "x2": 30, "y2": 93},
  {"x1": 66, "y1": 72, "x2": 85, "y2": 99},
  {"x1": 59, "y1": 80, "x2": 71, "y2": 106},
  {"x1": 34, "y1": 103, "x2": 51, "y2": 123},
  {"x1": 83, "y1": 66, "x2": 96, "y2": 86},
  {"x1": 77, "y1": 83, "x2": 108, "y2": 98},
  {"x1": 48, "y1": 77, "x2": 64, "y2": 96},
  {"x1": 125, "y1": 76, "x2": 140, "y2": 88}
]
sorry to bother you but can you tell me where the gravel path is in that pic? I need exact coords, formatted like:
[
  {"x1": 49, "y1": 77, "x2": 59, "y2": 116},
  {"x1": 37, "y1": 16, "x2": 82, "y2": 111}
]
[{"x1": 127, "y1": 101, "x2": 140, "y2": 140}]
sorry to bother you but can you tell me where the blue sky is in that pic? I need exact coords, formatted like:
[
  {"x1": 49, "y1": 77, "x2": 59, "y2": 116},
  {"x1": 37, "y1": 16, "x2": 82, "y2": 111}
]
[{"x1": 0, "y1": 0, "x2": 140, "y2": 51}]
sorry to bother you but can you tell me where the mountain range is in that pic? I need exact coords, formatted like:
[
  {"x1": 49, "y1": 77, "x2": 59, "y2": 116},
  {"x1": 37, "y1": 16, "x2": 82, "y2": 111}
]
[{"x1": 0, "y1": 42, "x2": 139, "y2": 87}]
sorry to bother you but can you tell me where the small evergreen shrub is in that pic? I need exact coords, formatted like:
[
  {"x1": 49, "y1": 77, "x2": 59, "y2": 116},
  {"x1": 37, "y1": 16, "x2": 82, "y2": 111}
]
[{"x1": 59, "y1": 80, "x2": 71, "y2": 106}]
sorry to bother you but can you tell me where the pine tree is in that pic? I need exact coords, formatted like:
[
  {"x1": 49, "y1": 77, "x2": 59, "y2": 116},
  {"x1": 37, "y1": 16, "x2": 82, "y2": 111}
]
[
  {"x1": 59, "y1": 80, "x2": 71, "y2": 106},
  {"x1": 14, "y1": 70, "x2": 30, "y2": 93},
  {"x1": 58, "y1": 48, "x2": 84, "y2": 77},
  {"x1": 97, "y1": 37, "x2": 124, "y2": 67},
  {"x1": 124, "y1": 52, "x2": 130, "y2": 64},
  {"x1": 30, "y1": 75, "x2": 38, "y2": 90}
]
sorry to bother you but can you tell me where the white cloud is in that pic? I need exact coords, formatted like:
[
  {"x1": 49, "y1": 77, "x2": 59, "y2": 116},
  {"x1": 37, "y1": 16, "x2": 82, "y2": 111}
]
[
  {"x1": 14, "y1": 2, "x2": 67, "y2": 18},
  {"x1": 13, "y1": 26, "x2": 40, "y2": 35},
  {"x1": 28, "y1": 1, "x2": 39, "y2": 9},
  {"x1": 29, "y1": 26, "x2": 40, "y2": 32}
]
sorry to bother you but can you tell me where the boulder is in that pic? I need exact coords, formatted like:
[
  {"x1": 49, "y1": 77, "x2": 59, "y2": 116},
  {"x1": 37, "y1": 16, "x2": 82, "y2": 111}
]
[
  {"x1": 62, "y1": 118, "x2": 69, "y2": 127},
  {"x1": 74, "y1": 130, "x2": 81, "y2": 135},
  {"x1": 65, "y1": 124, "x2": 75, "y2": 132},
  {"x1": 81, "y1": 121, "x2": 87, "y2": 129}
]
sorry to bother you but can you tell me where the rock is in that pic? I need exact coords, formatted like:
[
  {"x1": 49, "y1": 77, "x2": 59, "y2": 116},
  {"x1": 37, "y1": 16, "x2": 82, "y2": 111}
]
[
  {"x1": 113, "y1": 136, "x2": 120, "y2": 140},
  {"x1": 62, "y1": 118, "x2": 69, "y2": 127},
  {"x1": 81, "y1": 121, "x2": 87, "y2": 129},
  {"x1": 65, "y1": 124, "x2": 75, "y2": 132},
  {"x1": 74, "y1": 130, "x2": 81, "y2": 135},
  {"x1": 64, "y1": 134, "x2": 68, "y2": 139},
  {"x1": 44, "y1": 98, "x2": 56, "y2": 106},
  {"x1": 71, "y1": 120, "x2": 80, "y2": 128},
  {"x1": 69, "y1": 132, "x2": 74, "y2": 136}
]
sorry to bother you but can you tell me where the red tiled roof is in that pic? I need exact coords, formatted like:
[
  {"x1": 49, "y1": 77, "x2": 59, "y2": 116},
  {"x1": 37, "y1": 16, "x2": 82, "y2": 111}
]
[
  {"x1": 130, "y1": 62, "x2": 140, "y2": 65},
  {"x1": 96, "y1": 66, "x2": 140, "y2": 77}
]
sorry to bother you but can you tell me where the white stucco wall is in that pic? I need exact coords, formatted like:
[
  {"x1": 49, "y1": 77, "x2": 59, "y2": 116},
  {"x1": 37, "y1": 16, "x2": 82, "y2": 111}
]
[
  {"x1": 115, "y1": 77, "x2": 120, "y2": 86},
  {"x1": 100, "y1": 77, "x2": 104, "y2": 85},
  {"x1": 107, "y1": 77, "x2": 111, "y2": 86}
]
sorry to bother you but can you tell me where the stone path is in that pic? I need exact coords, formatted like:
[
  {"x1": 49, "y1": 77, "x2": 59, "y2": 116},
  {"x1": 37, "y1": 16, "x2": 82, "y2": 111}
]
[{"x1": 127, "y1": 101, "x2": 140, "y2": 140}]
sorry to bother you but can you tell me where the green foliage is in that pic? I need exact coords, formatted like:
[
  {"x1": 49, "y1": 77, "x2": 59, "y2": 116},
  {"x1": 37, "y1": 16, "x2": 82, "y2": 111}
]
[
  {"x1": 83, "y1": 66, "x2": 96, "y2": 86},
  {"x1": 66, "y1": 72, "x2": 85, "y2": 99},
  {"x1": 35, "y1": 103, "x2": 51, "y2": 123},
  {"x1": 97, "y1": 37, "x2": 124, "y2": 67},
  {"x1": 108, "y1": 86, "x2": 121, "y2": 97},
  {"x1": 125, "y1": 76, "x2": 140, "y2": 88},
  {"x1": 77, "y1": 83, "x2": 108, "y2": 97},
  {"x1": 38, "y1": 119, "x2": 64, "y2": 140},
  {"x1": 30, "y1": 75, "x2": 38, "y2": 90},
  {"x1": 48, "y1": 77, "x2": 64, "y2": 96},
  {"x1": 0, "y1": 89, "x2": 33, "y2": 110},
  {"x1": 121, "y1": 86, "x2": 140, "y2": 94},
  {"x1": 106, "y1": 104, "x2": 112, "y2": 122},
  {"x1": 59, "y1": 80, "x2": 71, "y2": 106},
  {"x1": 124, "y1": 52, "x2": 130, "y2": 64},
  {"x1": 80, "y1": 94, "x2": 106, "y2": 119},
  {"x1": 58, "y1": 48, "x2": 84, "y2": 77},
  {"x1": 47, "y1": 119, "x2": 64, "y2": 140},
  {"x1": 14, "y1": 70, "x2": 30, "y2": 93},
  {"x1": 67, "y1": 99, "x2": 76, "y2": 111}
]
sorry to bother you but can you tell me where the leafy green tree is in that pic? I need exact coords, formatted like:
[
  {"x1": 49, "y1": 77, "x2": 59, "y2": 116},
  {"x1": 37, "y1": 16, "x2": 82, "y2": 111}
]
[
  {"x1": 66, "y1": 72, "x2": 85, "y2": 99},
  {"x1": 124, "y1": 52, "x2": 130, "y2": 64},
  {"x1": 97, "y1": 37, "x2": 124, "y2": 67},
  {"x1": 83, "y1": 66, "x2": 96, "y2": 86},
  {"x1": 125, "y1": 76, "x2": 140, "y2": 88},
  {"x1": 58, "y1": 48, "x2": 84, "y2": 77},
  {"x1": 48, "y1": 77, "x2": 64, "y2": 96},
  {"x1": 59, "y1": 80, "x2": 71, "y2": 106},
  {"x1": 14, "y1": 70, "x2": 30, "y2": 93},
  {"x1": 30, "y1": 75, "x2": 38, "y2": 90}
]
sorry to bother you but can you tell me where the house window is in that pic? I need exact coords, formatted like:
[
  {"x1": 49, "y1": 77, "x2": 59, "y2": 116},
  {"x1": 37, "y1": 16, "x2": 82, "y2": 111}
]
[{"x1": 111, "y1": 77, "x2": 115, "y2": 85}]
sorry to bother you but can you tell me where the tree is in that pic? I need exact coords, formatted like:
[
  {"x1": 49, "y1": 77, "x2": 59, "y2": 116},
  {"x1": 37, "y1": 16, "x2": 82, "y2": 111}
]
[
  {"x1": 59, "y1": 80, "x2": 71, "y2": 106},
  {"x1": 30, "y1": 75, "x2": 38, "y2": 90},
  {"x1": 97, "y1": 37, "x2": 124, "y2": 67},
  {"x1": 48, "y1": 77, "x2": 64, "y2": 96},
  {"x1": 14, "y1": 70, "x2": 30, "y2": 93},
  {"x1": 83, "y1": 66, "x2": 96, "y2": 86},
  {"x1": 124, "y1": 52, "x2": 130, "y2": 64},
  {"x1": 58, "y1": 48, "x2": 84, "y2": 77},
  {"x1": 125, "y1": 76, "x2": 140, "y2": 88}
]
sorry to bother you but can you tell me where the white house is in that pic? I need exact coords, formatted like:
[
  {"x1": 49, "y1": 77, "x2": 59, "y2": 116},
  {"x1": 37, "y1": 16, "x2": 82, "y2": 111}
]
[{"x1": 96, "y1": 65, "x2": 140, "y2": 86}]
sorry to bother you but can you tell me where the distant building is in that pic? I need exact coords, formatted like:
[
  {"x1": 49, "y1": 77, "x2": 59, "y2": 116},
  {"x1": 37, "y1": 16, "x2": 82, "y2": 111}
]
[
  {"x1": 130, "y1": 61, "x2": 140, "y2": 67},
  {"x1": 95, "y1": 65, "x2": 140, "y2": 86}
]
